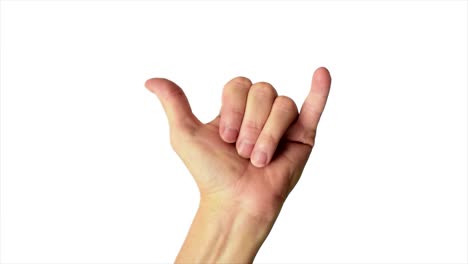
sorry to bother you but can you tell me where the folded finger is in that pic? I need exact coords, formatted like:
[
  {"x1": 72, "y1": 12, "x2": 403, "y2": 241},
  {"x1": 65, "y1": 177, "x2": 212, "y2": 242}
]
[
  {"x1": 251, "y1": 96, "x2": 298, "y2": 167},
  {"x1": 237, "y1": 82, "x2": 277, "y2": 158},
  {"x1": 219, "y1": 77, "x2": 252, "y2": 143}
]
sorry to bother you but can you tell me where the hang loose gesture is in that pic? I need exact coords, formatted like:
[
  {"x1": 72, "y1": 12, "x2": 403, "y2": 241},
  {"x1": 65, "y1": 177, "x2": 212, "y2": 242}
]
[{"x1": 145, "y1": 67, "x2": 331, "y2": 263}]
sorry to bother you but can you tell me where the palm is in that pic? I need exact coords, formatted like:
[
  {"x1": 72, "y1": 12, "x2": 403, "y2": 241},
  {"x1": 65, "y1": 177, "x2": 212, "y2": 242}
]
[{"x1": 172, "y1": 116, "x2": 313, "y2": 219}]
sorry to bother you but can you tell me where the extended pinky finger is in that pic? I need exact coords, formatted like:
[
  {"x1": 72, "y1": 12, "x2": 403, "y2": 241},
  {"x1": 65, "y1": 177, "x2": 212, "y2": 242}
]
[{"x1": 251, "y1": 96, "x2": 298, "y2": 168}]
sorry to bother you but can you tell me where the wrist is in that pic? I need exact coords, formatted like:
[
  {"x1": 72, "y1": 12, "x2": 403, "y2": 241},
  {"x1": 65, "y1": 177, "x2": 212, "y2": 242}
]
[
  {"x1": 175, "y1": 196, "x2": 276, "y2": 263},
  {"x1": 199, "y1": 193, "x2": 280, "y2": 228}
]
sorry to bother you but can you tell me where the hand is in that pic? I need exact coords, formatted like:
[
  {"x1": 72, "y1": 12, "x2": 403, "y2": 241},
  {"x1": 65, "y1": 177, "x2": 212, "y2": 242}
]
[{"x1": 145, "y1": 67, "x2": 331, "y2": 263}]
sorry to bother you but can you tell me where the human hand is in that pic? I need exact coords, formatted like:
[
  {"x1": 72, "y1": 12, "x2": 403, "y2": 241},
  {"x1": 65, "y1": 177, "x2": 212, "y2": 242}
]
[{"x1": 145, "y1": 67, "x2": 331, "y2": 263}]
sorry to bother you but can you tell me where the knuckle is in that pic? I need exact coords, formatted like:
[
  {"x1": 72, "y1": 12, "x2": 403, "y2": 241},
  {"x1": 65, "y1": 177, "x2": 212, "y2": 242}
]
[
  {"x1": 242, "y1": 119, "x2": 263, "y2": 132},
  {"x1": 223, "y1": 77, "x2": 251, "y2": 103},
  {"x1": 229, "y1": 108, "x2": 244, "y2": 120},
  {"x1": 301, "y1": 100, "x2": 321, "y2": 116},
  {"x1": 303, "y1": 130, "x2": 316, "y2": 146},
  {"x1": 163, "y1": 84, "x2": 185, "y2": 101},
  {"x1": 222, "y1": 107, "x2": 244, "y2": 126},
  {"x1": 251, "y1": 82, "x2": 277, "y2": 98},
  {"x1": 297, "y1": 121, "x2": 316, "y2": 147},
  {"x1": 169, "y1": 123, "x2": 199, "y2": 151},
  {"x1": 274, "y1": 96, "x2": 298, "y2": 113},
  {"x1": 226, "y1": 76, "x2": 252, "y2": 89},
  {"x1": 260, "y1": 132, "x2": 278, "y2": 146}
]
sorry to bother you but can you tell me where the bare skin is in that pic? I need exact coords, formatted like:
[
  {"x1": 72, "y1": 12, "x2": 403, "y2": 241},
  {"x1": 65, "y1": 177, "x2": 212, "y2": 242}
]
[{"x1": 145, "y1": 67, "x2": 331, "y2": 263}]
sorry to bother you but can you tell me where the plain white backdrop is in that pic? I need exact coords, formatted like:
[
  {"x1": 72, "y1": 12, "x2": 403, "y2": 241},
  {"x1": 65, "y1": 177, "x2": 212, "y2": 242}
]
[{"x1": 1, "y1": 1, "x2": 467, "y2": 263}]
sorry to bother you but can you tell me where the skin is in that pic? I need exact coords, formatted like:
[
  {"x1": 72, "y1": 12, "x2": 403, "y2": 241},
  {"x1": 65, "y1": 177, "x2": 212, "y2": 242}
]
[{"x1": 145, "y1": 67, "x2": 331, "y2": 263}]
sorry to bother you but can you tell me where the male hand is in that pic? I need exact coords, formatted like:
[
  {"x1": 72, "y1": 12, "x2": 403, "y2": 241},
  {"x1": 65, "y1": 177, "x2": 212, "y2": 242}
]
[{"x1": 145, "y1": 67, "x2": 331, "y2": 263}]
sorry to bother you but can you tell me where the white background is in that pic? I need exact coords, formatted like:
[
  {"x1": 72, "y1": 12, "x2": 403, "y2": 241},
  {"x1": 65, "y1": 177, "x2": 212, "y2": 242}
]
[{"x1": 1, "y1": 1, "x2": 467, "y2": 263}]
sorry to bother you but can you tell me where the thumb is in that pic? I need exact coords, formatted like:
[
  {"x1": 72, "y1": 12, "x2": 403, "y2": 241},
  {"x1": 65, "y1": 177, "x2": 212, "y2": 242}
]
[{"x1": 145, "y1": 78, "x2": 201, "y2": 133}]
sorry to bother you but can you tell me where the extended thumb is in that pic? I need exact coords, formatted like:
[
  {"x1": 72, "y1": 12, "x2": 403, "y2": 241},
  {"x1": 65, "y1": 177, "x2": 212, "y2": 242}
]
[{"x1": 145, "y1": 78, "x2": 200, "y2": 132}]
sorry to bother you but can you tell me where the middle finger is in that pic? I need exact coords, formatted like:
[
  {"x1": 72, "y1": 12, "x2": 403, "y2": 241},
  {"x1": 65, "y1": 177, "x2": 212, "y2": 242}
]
[{"x1": 236, "y1": 82, "x2": 277, "y2": 158}]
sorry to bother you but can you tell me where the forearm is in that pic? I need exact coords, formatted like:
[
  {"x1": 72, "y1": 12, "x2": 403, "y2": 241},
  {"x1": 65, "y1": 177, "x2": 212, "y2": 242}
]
[{"x1": 175, "y1": 198, "x2": 276, "y2": 263}]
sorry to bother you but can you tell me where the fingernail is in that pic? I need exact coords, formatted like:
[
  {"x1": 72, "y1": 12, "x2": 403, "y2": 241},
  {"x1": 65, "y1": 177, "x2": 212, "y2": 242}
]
[
  {"x1": 223, "y1": 127, "x2": 239, "y2": 143},
  {"x1": 238, "y1": 140, "x2": 254, "y2": 157},
  {"x1": 252, "y1": 150, "x2": 267, "y2": 167}
]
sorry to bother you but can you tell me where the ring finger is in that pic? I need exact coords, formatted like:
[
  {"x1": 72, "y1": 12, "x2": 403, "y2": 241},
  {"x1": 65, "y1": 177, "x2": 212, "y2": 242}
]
[{"x1": 251, "y1": 96, "x2": 298, "y2": 167}]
